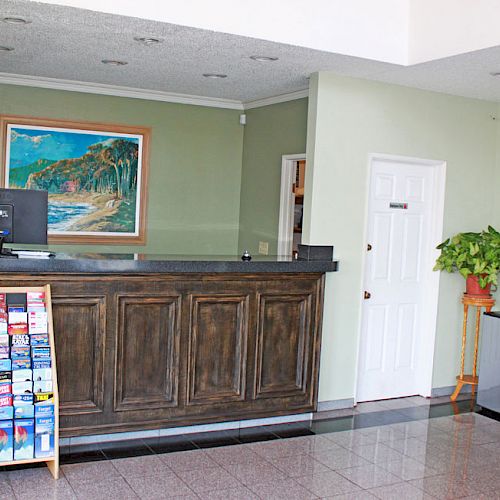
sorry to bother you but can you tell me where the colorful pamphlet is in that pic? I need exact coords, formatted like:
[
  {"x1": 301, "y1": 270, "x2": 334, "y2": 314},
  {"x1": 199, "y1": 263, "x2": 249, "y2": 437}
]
[
  {"x1": 33, "y1": 381, "x2": 52, "y2": 393},
  {"x1": 0, "y1": 420, "x2": 13, "y2": 461},
  {"x1": 0, "y1": 372, "x2": 11, "y2": 383},
  {"x1": 13, "y1": 394, "x2": 33, "y2": 406},
  {"x1": 34, "y1": 392, "x2": 53, "y2": 404},
  {"x1": 34, "y1": 402, "x2": 54, "y2": 418},
  {"x1": 12, "y1": 370, "x2": 32, "y2": 383},
  {"x1": 14, "y1": 419, "x2": 34, "y2": 460},
  {"x1": 10, "y1": 347, "x2": 30, "y2": 359},
  {"x1": 35, "y1": 416, "x2": 54, "y2": 458},
  {"x1": 32, "y1": 369, "x2": 51, "y2": 382},
  {"x1": 0, "y1": 360, "x2": 11, "y2": 371},
  {"x1": 32, "y1": 360, "x2": 50, "y2": 370},
  {"x1": 14, "y1": 405, "x2": 34, "y2": 419},
  {"x1": 28, "y1": 312, "x2": 47, "y2": 335},
  {"x1": 30, "y1": 335, "x2": 49, "y2": 347},
  {"x1": 0, "y1": 383, "x2": 11, "y2": 396},
  {"x1": 0, "y1": 395, "x2": 12, "y2": 408},
  {"x1": 12, "y1": 382, "x2": 32, "y2": 395},
  {"x1": 12, "y1": 358, "x2": 31, "y2": 370},
  {"x1": 11, "y1": 335, "x2": 30, "y2": 347},
  {"x1": 31, "y1": 347, "x2": 50, "y2": 360},
  {"x1": 0, "y1": 406, "x2": 13, "y2": 420},
  {"x1": 0, "y1": 346, "x2": 9, "y2": 359}
]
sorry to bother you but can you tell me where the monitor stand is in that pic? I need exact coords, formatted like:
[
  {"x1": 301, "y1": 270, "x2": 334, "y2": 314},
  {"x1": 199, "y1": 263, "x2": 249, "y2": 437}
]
[{"x1": 0, "y1": 237, "x2": 18, "y2": 259}]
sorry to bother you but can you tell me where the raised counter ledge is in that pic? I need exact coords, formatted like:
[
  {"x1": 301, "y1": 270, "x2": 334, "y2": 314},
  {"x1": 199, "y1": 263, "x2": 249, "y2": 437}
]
[{"x1": 0, "y1": 253, "x2": 338, "y2": 274}]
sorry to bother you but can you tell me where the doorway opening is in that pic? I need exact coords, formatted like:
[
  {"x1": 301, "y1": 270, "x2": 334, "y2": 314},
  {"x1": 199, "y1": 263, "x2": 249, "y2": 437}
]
[
  {"x1": 356, "y1": 154, "x2": 446, "y2": 402},
  {"x1": 278, "y1": 154, "x2": 306, "y2": 257}
]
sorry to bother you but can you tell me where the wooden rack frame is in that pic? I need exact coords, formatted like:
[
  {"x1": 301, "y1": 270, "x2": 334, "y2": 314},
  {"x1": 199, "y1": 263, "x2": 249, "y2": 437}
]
[{"x1": 0, "y1": 285, "x2": 59, "y2": 479}]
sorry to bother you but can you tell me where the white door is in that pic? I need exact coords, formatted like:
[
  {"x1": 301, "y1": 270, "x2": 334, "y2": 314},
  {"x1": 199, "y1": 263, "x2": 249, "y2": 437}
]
[{"x1": 357, "y1": 157, "x2": 437, "y2": 402}]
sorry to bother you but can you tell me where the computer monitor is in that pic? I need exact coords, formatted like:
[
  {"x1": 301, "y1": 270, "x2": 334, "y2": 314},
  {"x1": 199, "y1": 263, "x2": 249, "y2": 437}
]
[{"x1": 0, "y1": 188, "x2": 48, "y2": 258}]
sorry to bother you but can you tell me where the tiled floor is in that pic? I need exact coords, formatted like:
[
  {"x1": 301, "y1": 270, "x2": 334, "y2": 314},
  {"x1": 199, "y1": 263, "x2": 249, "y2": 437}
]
[{"x1": 1, "y1": 395, "x2": 499, "y2": 499}]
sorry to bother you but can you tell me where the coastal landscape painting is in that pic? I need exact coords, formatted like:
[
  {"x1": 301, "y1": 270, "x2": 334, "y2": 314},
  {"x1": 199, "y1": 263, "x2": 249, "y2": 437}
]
[{"x1": 0, "y1": 116, "x2": 150, "y2": 244}]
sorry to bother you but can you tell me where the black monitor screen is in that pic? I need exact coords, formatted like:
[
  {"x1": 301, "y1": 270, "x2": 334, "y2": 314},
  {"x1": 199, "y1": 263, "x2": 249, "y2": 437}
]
[{"x1": 0, "y1": 188, "x2": 48, "y2": 245}]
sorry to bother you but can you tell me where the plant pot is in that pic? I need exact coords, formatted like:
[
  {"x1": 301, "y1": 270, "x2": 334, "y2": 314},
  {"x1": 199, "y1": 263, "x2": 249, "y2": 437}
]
[{"x1": 465, "y1": 275, "x2": 492, "y2": 297}]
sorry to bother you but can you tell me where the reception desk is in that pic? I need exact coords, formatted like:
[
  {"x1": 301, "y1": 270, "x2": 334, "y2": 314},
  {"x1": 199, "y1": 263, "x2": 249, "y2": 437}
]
[{"x1": 0, "y1": 254, "x2": 337, "y2": 437}]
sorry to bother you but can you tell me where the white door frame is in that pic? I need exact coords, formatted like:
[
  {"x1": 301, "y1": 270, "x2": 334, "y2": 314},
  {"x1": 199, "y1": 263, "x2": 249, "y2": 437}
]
[
  {"x1": 278, "y1": 153, "x2": 306, "y2": 256},
  {"x1": 355, "y1": 153, "x2": 447, "y2": 401}
]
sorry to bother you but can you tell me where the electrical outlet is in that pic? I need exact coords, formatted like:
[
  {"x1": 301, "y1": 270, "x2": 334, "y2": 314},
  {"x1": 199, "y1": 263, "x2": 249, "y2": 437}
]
[{"x1": 258, "y1": 241, "x2": 269, "y2": 255}]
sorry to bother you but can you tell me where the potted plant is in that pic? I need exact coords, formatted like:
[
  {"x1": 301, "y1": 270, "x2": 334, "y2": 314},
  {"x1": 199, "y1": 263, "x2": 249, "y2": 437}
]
[{"x1": 434, "y1": 226, "x2": 500, "y2": 296}]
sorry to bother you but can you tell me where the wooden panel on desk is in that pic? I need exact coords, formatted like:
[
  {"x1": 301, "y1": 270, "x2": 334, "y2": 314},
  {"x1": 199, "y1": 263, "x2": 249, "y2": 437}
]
[
  {"x1": 254, "y1": 293, "x2": 312, "y2": 399},
  {"x1": 51, "y1": 296, "x2": 106, "y2": 415},
  {"x1": 187, "y1": 294, "x2": 249, "y2": 405},
  {"x1": 114, "y1": 294, "x2": 181, "y2": 411}
]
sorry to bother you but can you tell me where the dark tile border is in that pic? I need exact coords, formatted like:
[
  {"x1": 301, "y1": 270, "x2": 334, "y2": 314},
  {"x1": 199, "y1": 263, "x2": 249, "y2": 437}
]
[{"x1": 57, "y1": 398, "x2": 488, "y2": 464}]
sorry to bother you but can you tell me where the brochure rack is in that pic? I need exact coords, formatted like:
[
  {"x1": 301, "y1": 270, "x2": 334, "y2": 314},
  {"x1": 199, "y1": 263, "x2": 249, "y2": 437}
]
[{"x1": 0, "y1": 285, "x2": 59, "y2": 479}]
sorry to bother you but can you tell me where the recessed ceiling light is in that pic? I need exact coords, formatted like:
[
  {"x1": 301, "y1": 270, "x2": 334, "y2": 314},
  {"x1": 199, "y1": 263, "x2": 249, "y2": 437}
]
[
  {"x1": 102, "y1": 59, "x2": 128, "y2": 66},
  {"x1": 133, "y1": 36, "x2": 163, "y2": 45},
  {"x1": 0, "y1": 46, "x2": 14, "y2": 52},
  {"x1": 203, "y1": 73, "x2": 227, "y2": 79},
  {"x1": 250, "y1": 55, "x2": 279, "y2": 62},
  {"x1": 2, "y1": 16, "x2": 31, "y2": 25}
]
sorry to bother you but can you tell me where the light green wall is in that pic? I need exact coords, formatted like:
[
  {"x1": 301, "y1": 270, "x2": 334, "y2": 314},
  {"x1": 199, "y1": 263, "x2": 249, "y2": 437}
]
[
  {"x1": 305, "y1": 72, "x2": 500, "y2": 402},
  {"x1": 238, "y1": 99, "x2": 308, "y2": 254},
  {"x1": 0, "y1": 84, "x2": 244, "y2": 254}
]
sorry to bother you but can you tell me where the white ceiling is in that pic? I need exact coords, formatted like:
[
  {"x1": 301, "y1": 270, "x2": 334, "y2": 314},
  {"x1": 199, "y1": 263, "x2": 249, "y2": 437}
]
[{"x1": 1, "y1": 0, "x2": 500, "y2": 107}]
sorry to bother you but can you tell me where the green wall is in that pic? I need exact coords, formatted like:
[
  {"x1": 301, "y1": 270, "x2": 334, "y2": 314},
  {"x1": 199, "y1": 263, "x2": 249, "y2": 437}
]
[
  {"x1": 305, "y1": 72, "x2": 500, "y2": 402},
  {"x1": 238, "y1": 99, "x2": 308, "y2": 254},
  {"x1": 0, "y1": 84, "x2": 244, "y2": 255}
]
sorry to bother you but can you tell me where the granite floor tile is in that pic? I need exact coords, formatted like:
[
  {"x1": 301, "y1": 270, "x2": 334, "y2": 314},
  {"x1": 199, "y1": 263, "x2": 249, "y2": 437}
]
[
  {"x1": 337, "y1": 464, "x2": 401, "y2": 489},
  {"x1": 0, "y1": 484, "x2": 15, "y2": 500},
  {"x1": 7, "y1": 465, "x2": 58, "y2": 483},
  {"x1": 71, "y1": 477, "x2": 137, "y2": 500},
  {"x1": 175, "y1": 465, "x2": 241, "y2": 493},
  {"x1": 197, "y1": 485, "x2": 260, "y2": 499},
  {"x1": 223, "y1": 461, "x2": 287, "y2": 486},
  {"x1": 380, "y1": 456, "x2": 440, "y2": 481},
  {"x1": 158, "y1": 448, "x2": 219, "y2": 472},
  {"x1": 125, "y1": 472, "x2": 195, "y2": 498},
  {"x1": 309, "y1": 447, "x2": 372, "y2": 470},
  {"x1": 203, "y1": 444, "x2": 264, "y2": 466},
  {"x1": 322, "y1": 492, "x2": 376, "y2": 499},
  {"x1": 409, "y1": 473, "x2": 491, "y2": 498},
  {"x1": 349, "y1": 443, "x2": 405, "y2": 465},
  {"x1": 10, "y1": 477, "x2": 76, "y2": 500},
  {"x1": 248, "y1": 477, "x2": 319, "y2": 499},
  {"x1": 368, "y1": 481, "x2": 435, "y2": 500},
  {"x1": 357, "y1": 426, "x2": 407, "y2": 444},
  {"x1": 269, "y1": 454, "x2": 332, "y2": 477},
  {"x1": 288, "y1": 434, "x2": 348, "y2": 454},
  {"x1": 294, "y1": 470, "x2": 362, "y2": 497},
  {"x1": 111, "y1": 454, "x2": 173, "y2": 478},
  {"x1": 60, "y1": 460, "x2": 121, "y2": 485},
  {"x1": 325, "y1": 431, "x2": 377, "y2": 449}
]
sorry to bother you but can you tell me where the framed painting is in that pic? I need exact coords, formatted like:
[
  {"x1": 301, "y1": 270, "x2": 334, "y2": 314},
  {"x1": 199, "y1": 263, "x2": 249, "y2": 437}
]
[{"x1": 0, "y1": 115, "x2": 150, "y2": 245}]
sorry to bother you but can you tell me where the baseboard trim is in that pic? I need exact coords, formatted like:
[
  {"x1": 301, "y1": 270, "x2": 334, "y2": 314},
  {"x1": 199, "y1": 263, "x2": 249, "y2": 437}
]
[
  {"x1": 431, "y1": 385, "x2": 472, "y2": 397},
  {"x1": 317, "y1": 398, "x2": 354, "y2": 411}
]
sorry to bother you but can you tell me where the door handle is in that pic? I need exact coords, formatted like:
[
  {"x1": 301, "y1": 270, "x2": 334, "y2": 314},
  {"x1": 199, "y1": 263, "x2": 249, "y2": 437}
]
[
  {"x1": 367, "y1": 244, "x2": 372, "y2": 251},
  {"x1": 364, "y1": 291, "x2": 371, "y2": 299}
]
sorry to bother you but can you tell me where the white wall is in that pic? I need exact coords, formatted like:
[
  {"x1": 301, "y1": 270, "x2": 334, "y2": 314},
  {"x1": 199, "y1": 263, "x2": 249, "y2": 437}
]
[
  {"x1": 409, "y1": 0, "x2": 500, "y2": 64},
  {"x1": 304, "y1": 72, "x2": 499, "y2": 403}
]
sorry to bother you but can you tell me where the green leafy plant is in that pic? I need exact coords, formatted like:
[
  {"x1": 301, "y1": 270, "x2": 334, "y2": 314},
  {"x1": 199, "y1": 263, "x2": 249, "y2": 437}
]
[{"x1": 434, "y1": 226, "x2": 500, "y2": 289}]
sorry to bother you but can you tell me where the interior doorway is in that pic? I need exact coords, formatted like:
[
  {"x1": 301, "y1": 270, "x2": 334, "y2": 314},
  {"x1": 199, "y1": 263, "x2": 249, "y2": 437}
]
[
  {"x1": 356, "y1": 154, "x2": 446, "y2": 402},
  {"x1": 278, "y1": 154, "x2": 306, "y2": 257}
]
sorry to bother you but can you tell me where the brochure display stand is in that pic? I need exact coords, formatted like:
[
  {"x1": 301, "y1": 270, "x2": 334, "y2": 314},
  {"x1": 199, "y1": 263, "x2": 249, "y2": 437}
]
[{"x1": 0, "y1": 285, "x2": 59, "y2": 479}]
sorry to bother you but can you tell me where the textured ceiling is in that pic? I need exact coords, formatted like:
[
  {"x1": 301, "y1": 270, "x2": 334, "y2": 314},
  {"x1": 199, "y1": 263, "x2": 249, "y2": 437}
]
[{"x1": 1, "y1": 0, "x2": 500, "y2": 104}]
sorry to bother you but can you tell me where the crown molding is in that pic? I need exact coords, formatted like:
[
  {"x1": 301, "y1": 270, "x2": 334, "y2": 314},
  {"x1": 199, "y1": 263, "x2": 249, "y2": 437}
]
[
  {"x1": 0, "y1": 72, "x2": 244, "y2": 110},
  {"x1": 243, "y1": 89, "x2": 309, "y2": 110},
  {"x1": 0, "y1": 72, "x2": 309, "y2": 111}
]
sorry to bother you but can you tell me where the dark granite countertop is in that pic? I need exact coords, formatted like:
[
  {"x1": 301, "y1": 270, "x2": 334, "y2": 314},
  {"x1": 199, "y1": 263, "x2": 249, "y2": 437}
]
[{"x1": 0, "y1": 253, "x2": 338, "y2": 274}]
